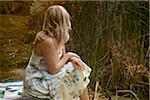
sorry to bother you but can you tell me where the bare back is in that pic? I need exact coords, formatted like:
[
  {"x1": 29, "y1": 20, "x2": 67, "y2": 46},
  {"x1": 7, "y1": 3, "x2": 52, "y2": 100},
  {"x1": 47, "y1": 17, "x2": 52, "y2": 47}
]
[{"x1": 34, "y1": 35, "x2": 59, "y2": 57}]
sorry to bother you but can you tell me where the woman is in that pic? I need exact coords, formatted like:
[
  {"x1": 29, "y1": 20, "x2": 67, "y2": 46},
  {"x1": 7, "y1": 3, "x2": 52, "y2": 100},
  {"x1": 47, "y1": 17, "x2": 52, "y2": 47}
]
[{"x1": 23, "y1": 5, "x2": 92, "y2": 100}]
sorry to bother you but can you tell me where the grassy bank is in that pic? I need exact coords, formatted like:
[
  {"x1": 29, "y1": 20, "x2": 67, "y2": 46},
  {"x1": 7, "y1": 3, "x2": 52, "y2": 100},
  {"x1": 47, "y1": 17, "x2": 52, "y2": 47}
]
[{"x1": 0, "y1": 14, "x2": 32, "y2": 80}]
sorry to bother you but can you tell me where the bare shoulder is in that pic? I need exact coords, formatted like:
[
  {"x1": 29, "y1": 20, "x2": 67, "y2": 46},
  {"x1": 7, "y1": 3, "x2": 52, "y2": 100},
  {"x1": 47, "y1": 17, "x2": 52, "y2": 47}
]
[
  {"x1": 34, "y1": 33, "x2": 57, "y2": 56},
  {"x1": 39, "y1": 37, "x2": 55, "y2": 49},
  {"x1": 38, "y1": 38, "x2": 58, "y2": 58},
  {"x1": 41, "y1": 38, "x2": 54, "y2": 45}
]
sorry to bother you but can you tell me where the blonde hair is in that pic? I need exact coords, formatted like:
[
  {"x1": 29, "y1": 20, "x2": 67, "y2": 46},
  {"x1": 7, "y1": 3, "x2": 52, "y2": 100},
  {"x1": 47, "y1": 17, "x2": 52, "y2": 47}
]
[{"x1": 34, "y1": 5, "x2": 71, "y2": 45}]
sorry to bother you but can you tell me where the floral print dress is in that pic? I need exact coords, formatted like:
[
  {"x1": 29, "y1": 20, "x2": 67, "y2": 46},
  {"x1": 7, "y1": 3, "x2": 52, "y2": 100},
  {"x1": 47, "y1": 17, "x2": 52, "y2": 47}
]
[{"x1": 23, "y1": 49, "x2": 92, "y2": 100}]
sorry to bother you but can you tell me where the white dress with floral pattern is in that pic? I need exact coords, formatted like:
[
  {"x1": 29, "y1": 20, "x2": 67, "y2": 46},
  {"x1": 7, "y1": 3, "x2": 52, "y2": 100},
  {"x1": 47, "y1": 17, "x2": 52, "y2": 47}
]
[{"x1": 23, "y1": 50, "x2": 92, "y2": 100}]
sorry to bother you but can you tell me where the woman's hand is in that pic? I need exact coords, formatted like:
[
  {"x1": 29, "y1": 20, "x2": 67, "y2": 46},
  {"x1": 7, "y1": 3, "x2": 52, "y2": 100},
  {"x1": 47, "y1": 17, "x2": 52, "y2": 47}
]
[
  {"x1": 67, "y1": 52, "x2": 80, "y2": 59},
  {"x1": 70, "y1": 57, "x2": 85, "y2": 70},
  {"x1": 67, "y1": 52, "x2": 84, "y2": 70}
]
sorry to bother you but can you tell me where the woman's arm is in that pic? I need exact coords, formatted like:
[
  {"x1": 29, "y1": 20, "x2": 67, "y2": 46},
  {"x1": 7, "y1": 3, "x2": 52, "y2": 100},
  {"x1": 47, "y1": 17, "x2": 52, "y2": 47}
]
[{"x1": 40, "y1": 39, "x2": 70, "y2": 74}]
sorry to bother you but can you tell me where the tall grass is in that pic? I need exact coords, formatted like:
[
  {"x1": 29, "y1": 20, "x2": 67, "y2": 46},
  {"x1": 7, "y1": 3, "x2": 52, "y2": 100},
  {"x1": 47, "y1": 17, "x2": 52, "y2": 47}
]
[
  {"x1": 69, "y1": 2, "x2": 149, "y2": 99},
  {"x1": 29, "y1": 1, "x2": 149, "y2": 99}
]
